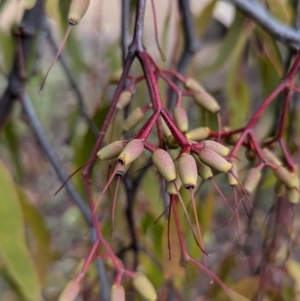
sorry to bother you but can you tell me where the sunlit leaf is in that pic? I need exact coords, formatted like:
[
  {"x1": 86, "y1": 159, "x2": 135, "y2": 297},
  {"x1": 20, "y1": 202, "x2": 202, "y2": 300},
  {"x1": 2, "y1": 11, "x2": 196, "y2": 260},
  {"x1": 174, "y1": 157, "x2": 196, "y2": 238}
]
[{"x1": 0, "y1": 160, "x2": 41, "y2": 301}]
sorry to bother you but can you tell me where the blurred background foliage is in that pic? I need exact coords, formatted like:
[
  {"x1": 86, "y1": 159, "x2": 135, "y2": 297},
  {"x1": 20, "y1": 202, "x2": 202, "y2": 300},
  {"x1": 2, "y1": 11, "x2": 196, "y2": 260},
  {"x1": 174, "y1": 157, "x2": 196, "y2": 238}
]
[{"x1": 0, "y1": 0, "x2": 300, "y2": 300}]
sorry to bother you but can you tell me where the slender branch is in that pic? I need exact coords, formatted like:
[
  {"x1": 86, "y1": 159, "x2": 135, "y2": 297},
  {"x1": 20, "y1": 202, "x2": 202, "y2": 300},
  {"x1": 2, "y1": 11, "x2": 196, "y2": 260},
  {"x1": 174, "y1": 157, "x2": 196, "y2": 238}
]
[
  {"x1": 121, "y1": 0, "x2": 131, "y2": 64},
  {"x1": 46, "y1": 22, "x2": 99, "y2": 137},
  {"x1": 230, "y1": 0, "x2": 300, "y2": 49}
]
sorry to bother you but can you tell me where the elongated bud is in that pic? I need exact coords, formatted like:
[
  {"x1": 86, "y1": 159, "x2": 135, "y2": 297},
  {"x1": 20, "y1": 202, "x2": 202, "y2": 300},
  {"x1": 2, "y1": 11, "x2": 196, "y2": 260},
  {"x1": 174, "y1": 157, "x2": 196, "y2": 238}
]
[
  {"x1": 227, "y1": 161, "x2": 238, "y2": 186},
  {"x1": 123, "y1": 107, "x2": 144, "y2": 132},
  {"x1": 166, "y1": 135, "x2": 179, "y2": 149},
  {"x1": 243, "y1": 167, "x2": 262, "y2": 194},
  {"x1": 111, "y1": 284, "x2": 125, "y2": 301},
  {"x1": 193, "y1": 91, "x2": 220, "y2": 114},
  {"x1": 198, "y1": 149, "x2": 232, "y2": 173},
  {"x1": 97, "y1": 141, "x2": 125, "y2": 160},
  {"x1": 178, "y1": 153, "x2": 198, "y2": 189},
  {"x1": 185, "y1": 127, "x2": 210, "y2": 141},
  {"x1": 132, "y1": 273, "x2": 157, "y2": 301},
  {"x1": 203, "y1": 140, "x2": 230, "y2": 157},
  {"x1": 109, "y1": 70, "x2": 123, "y2": 84},
  {"x1": 274, "y1": 180, "x2": 285, "y2": 196},
  {"x1": 58, "y1": 279, "x2": 80, "y2": 301},
  {"x1": 68, "y1": 0, "x2": 90, "y2": 25},
  {"x1": 273, "y1": 166, "x2": 299, "y2": 189},
  {"x1": 192, "y1": 154, "x2": 212, "y2": 181},
  {"x1": 166, "y1": 177, "x2": 182, "y2": 195},
  {"x1": 262, "y1": 148, "x2": 282, "y2": 166},
  {"x1": 116, "y1": 91, "x2": 132, "y2": 110},
  {"x1": 160, "y1": 117, "x2": 172, "y2": 138},
  {"x1": 116, "y1": 163, "x2": 131, "y2": 177},
  {"x1": 23, "y1": 0, "x2": 37, "y2": 9},
  {"x1": 118, "y1": 139, "x2": 144, "y2": 165},
  {"x1": 226, "y1": 132, "x2": 241, "y2": 145},
  {"x1": 287, "y1": 188, "x2": 299, "y2": 204},
  {"x1": 173, "y1": 107, "x2": 188, "y2": 133},
  {"x1": 152, "y1": 149, "x2": 176, "y2": 182},
  {"x1": 184, "y1": 77, "x2": 204, "y2": 92}
]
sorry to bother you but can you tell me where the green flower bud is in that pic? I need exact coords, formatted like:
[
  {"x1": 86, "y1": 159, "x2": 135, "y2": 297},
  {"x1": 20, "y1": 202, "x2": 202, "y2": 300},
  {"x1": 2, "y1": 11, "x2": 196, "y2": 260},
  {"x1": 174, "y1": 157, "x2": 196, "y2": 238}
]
[
  {"x1": 152, "y1": 149, "x2": 176, "y2": 182},
  {"x1": 116, "y1": 90, "x2": 132, "y2": 110},
  {"x1": 192, "y1": 154, "x2": 213, "y2": 181},
  {"x1": 198, "y1": 149, "x2": 232, "y2": 173},
  {"x1": 109, "y1": 70, "x2": 123, "y2": 84},
  {"x1": 132, "y1": 273, "x2": 157, "y2": 301},
  {"x1": 203, "y1": 140, "x2": 230, "y2": 157},
  {"x1": 111, "y1": 284, "x2": 125, "y2": 301},
  {"x1": 185, "y1": 127, "x2": 210, "y2": 141},
  {"x1": 58, "y1": 279, "x2": 80, "y2": 301},
  {"x1": 166, "y1": 177, "x2": 182, "y2": 195},
  {"x1": 193, "y1": 91, "x2": 220, "y2": 114},
  {"x1": 262, "y1": 148, "x2": 282, "y2": 166},
  {"x1": 173, "y1": 107, "x2": 188, "y2": 133},
  {"x1": 227, "y1": 161, "x2": 238, "y2": 186},
  {"x1": 123, "y1": 107, "x2": 144, "y2": 132},
  {"x1": 160, "y1": 117, "x2": 172, "y2": 138},
  {"x1": 118, "y1": 139, "x2": 144, "y2": 165},
  {"x1": 97, "y1": 141, "x2": 125, "y2": 160},
  {"x1": 287, "y1": 188, "x2": 299, "y2": 204},
  {"x1": 273, "y1": 166, "x2": 299, "y2": 189},
  {"x1": 184, "y1": 77, "x2": 204, "y2": 92},
  {"x1": 243, "y1": 167, "x2": 262, "y2": 194},
  {"x1": 166, "y1": 135, "x2": 179, "y2": 149},
  {"x1": 178, "y1": 153, "x2": 198, "y2": 189},
  {"x1": 68, "y1": 0, "x2": 90, "y2": 25}
]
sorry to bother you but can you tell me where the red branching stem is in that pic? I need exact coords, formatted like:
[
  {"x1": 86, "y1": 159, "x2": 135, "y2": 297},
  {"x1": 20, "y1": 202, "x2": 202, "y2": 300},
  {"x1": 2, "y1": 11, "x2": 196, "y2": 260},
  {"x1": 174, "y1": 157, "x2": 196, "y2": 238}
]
[
  {"x1": 160, "y1": 69, "x2": 187, "y2": 84},
  {"x1": 168, "y1": 195, "x2": 173, "y2": 260},
  {"x1": 134, "y1": 110, "x2": 160, "y2": 140},
  {"x1": 160, "y1": 109, "x2": 188, "y2": 146},
  {"x1": 279, "y1": 138, "x2": 295, "y2": 171},
  {"x1": 278, "y1": 89, "x2": 291, "y2": 139},
  {"x1": 143, "y1": 140, "x2": 158, "y2": 152},
  {"x1": 82, "y1": 54, "x2": 135, "y2": 179}
]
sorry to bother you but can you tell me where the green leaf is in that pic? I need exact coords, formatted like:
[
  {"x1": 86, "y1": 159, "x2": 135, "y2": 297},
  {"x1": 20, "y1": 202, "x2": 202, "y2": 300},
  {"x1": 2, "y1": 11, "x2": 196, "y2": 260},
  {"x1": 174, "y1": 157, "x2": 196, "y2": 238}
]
[
  {"x1": 17, "y1": 187, "x2": 53, "y2": 282},
  {"x1": 200, "y1": 13, "x2": 246, "y2": 76},
  {"x1": 0, "y1": 160, "x2": 42, "y2": 301}
]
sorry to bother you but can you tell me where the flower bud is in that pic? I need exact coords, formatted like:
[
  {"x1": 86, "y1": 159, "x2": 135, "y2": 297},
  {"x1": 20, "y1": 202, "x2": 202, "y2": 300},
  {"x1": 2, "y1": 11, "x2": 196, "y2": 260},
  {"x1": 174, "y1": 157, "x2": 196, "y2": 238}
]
[
  {"x1": 58, "y1": 279, "x2": 80, "y2": 301},
  {"x1": 116, "y1": 91, "x2": 132, "y2": 110},
  {"x1": 97, "y1": 141, "x2": 125, "y2": 160},
  {"x1": 287, "y1": 188, "x2": 299, "y2": 204},
  {"x1": 166, "y1": 135, "x2": 179, "y2": 149},
  {"x1": 111, "y1": 284, "x2": 125, "y2": 301},
  {"x1": 198, "y1": 149, "x2": 232, "y2": 173},
  {"x1": 274, "y1": 180, "x2": 285, "y2": 196},
  {"x1": 109, "y1": 70, "x2": 123, "y2": 84},
  {"x1": 68, "y1": 0, "x2": 90, "y2": 25},
  {"x1": 166, "y1": 177, "x2": 182, "y2": 195},
  {"x1": 245, "y1": 149, "x2": 257, "y2": 161},
  {"x1": 178, "y1": 153, "x2": 198, "y2": 189},
  {"x1": 193, "y1": 91, "x2": 220, "y2": 114},
  {"x1": 262, "y1": 148, "x2": 282, "y2": 166},
  {"x1": 152, "y1": 149, "x2": 176, "y2": 182},
  {"x1": 23, "y1": 0, "x2": 37, "y2": 9},
  {"x1": 118, "y1": 139, "x2": 144, "y2": 165},
  {"x1": 227, "y1": 161, "x2": 238, "y2": 186},
  {"x1": 273, "y1": 166, "x2": 299, "y2": 189},
  {"x1": 203, "y1": 140, "x2": 230, "y2": 157},
  {"x1": 116, "y1": 163, "x2": 131, "y2": 177},
  {"x1": 160, "y1": 117, "x2": 172, "y2": 138},
  {"x1": 184, "y1": 77, "x2": 204, "y2": 92},
  {"x1": 123, "y1": 107, "x2": 144, "y2": 132},
  {"x1": 243, "y1": 167, "x2": 262, "y2": 194},
  {"x1": 132, "y1": 273, "x2": 157, "y2": 301},
  {"x1": 173, "y1": 107, "x2": 188, "y2": 133},
  {"x1": 192, "y1": 154, "x2": 213, "y2": 181},
  {"x1": 185, "y1": 127, "x2": 210, "y2": 141}
]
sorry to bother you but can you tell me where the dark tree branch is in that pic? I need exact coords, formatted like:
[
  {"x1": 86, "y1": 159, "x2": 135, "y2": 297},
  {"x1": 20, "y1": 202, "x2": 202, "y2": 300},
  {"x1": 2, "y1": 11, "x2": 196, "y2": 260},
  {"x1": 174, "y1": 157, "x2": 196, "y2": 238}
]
[
  {"x1": 230, "y1": 0, "x2": 300, "y2": 49},
  {"x1": 0, "y1": 0, "x2": 45, "y2": 128},
  {"x1": 121, "y1": 0, "x2": 131, "y2": 65},
  {"x1": 20, "y1": 91, "x2": 110, "y2": 301}
]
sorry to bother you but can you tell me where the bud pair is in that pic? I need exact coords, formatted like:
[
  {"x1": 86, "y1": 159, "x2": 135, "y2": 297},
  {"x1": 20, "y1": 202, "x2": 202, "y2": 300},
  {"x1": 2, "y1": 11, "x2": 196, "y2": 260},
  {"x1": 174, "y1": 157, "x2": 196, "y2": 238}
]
[{"x1": 202, "y1": 140, "x2": 230, "y2": 157}]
